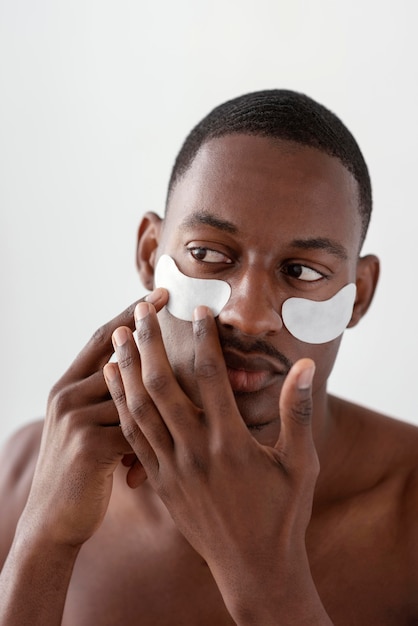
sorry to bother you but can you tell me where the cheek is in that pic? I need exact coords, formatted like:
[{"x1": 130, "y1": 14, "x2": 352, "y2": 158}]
[
  {"x1": 155, "y1": 254, "x2": 231, "y2": 320},
  {"x1": 307, "y1": 337, "x2": 342, "y2": 393},
  {"x1": 158, "y1": 309, "x2": 201, "y2": 398}
]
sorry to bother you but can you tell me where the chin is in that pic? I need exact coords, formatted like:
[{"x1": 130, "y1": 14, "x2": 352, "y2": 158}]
[
  {"x1": 233, "y1": 392, "x2": 281, "y2": 446},
  {"x1": 246, "y1": 419, "x2": 281, "y2": 447}
]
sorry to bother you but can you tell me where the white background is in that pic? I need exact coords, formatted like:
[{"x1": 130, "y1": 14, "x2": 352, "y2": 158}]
[{"x1": 1, "y1": 0, "x2": 417, "y2": 448}]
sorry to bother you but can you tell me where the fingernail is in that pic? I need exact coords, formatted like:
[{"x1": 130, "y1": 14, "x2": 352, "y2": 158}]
[
  {"x1": 145, "y1": 288, "x2": 164, "y2": 305},
  {"x1": 103, "y1": 363, "x2": 117, "y2": 382},
  {"x1": 113, "y1": 327, "x2": 129, "y2": 347},
  {"x1": 297, "y1": 363, "x2": 315, "y2": 390},
  {"x1": 193, "y1": 306, "x2": 209, "y2": 322},
  {"x1": 135, "y1": 302, "x2": 150, "y2": 321}
]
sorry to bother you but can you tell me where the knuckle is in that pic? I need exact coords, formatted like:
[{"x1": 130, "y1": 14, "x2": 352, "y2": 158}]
[
  {"x1": 117, "y1": 353, "x2": 135, "y2": 371},
  {"x1": 142, "y1": 371, "x2": 170, "y2": 394},
  {"x1": 193, "y1": 319, "x2": 210, "y2": 340},
  {"x1": 289, "y1": 397, "x2": 313, "y2": 426},
  {"x1": 49, "y1": 385, "x2": 73, "y2": 417},
  {"x1": 90, "y1": 322, "x2": 110, "y2": 348},
  {"x1": 126, "y1": 395, "x2": 152, "y2": 420},
  {"x1": 120, "y1": 421, "x2": 140, "y2": 445},
  {"x1": 111, "y1": 385, "x2": 126, "y2": 408},
  {"x1": 136, "y1": 324, "x2": 154, "y2": 347},
  {"x1": 194, "y1": 357, "x2": 220, "y2": 380}
]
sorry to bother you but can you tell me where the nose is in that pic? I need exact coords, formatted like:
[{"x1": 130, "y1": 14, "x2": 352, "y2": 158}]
[{"x1": 218, "y1": 269, "x2": 283, "y2": 337}]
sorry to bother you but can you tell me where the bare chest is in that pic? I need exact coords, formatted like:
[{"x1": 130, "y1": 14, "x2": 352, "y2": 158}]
[
  {"x1": 62, "y1": 489, "x2": 413, "y2": 625},
  {"x1": 62, "y1": 507, "x2": 236, "y2": 626},
  {"x1": 307, "y1": 492, "x2": 412, "y2": 625}
]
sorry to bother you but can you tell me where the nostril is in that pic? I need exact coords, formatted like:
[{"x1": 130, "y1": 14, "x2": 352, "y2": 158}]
[{"x1": 218, "y1": 300, "x2": 283, "y2": 337}]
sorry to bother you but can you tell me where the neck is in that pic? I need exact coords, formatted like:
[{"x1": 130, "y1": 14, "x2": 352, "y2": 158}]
[{"x1": 312, "y1": 390, "x2": 361, "y2": 507}]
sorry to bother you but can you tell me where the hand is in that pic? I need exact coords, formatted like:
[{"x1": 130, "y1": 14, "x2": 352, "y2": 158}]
[
  {"x1": 104, "y1": 302, "x2": 320, "y2": 623},
  {"x1": 19, "y1": 289, "x2": 168, "y2": 548}
]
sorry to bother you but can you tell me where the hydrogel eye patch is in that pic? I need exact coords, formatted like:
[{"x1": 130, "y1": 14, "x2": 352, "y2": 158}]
[
  {"x1": 154, "y1": 254, "x2": 232, "y2": 320},
  {"x1": 281, "y1": 283, "x2": 356, "y2": 344},
  {"x1": 154, "y1": 255, "x2": 356, "y2": 344}
]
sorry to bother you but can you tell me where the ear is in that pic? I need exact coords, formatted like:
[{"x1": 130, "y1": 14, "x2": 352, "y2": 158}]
[
  {"x1": 347, "y1": 254, "x2": 380, "y2": 328},
  {"x1": 136, "y1": 211, "x2": 163, "y2": 290}
]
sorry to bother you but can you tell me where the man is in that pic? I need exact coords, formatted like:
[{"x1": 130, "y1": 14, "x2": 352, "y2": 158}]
[{"x1": 0, "y1": 90, "x2": 417, "y2": 625}]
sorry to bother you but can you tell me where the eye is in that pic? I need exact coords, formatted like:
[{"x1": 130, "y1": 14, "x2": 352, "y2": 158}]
[
  {"x1": 188, "y1": 246, "x2": 233, "y2": 264},
  {"x1": 283, "y1": 263, "x2": 324, "y2": 282}
]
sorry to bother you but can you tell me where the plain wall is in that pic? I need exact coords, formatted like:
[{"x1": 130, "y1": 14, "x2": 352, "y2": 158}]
[{"x1": 1, "y1": 0, "x2": 417, "y2": 447}]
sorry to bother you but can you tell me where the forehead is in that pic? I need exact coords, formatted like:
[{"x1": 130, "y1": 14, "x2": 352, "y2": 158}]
[{"x1": 165, "y1": 134, "x2": 362, "y2": 257}]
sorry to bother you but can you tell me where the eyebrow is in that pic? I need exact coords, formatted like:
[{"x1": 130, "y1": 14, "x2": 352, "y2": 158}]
[
  {"x1": 180, "y1": 211, "x2": 238, "y2": 234},
  {"x1": 179, "y1": 211, "x2": 348, "y2": 260},
  {"x1": 290, "y1": 237, "x2": 348, "y2": 260}
]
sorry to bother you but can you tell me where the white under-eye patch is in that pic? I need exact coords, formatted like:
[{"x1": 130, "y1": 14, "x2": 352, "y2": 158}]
[
  {"x1": 154, "y1": 254, "x2": 356, "y2": 344},
  {"x1": 154, "y1": 254, "x2": 231, "y2": 320},
  {"x1": 281, "y1": 283, "x2": 356, "y2": 344}
]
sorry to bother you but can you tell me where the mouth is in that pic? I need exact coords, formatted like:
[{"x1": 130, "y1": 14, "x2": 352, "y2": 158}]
[
  {"x1": 226, "y1": 368, "x2": 277, "y2": 393},
  {"x1": 223, "y1": 349, "x2": 287, "y2": 394}
]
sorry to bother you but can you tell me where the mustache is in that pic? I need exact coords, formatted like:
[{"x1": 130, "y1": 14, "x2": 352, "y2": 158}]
[{"x1": 218, "y1": 332, "x2": 293, "y2": 374}]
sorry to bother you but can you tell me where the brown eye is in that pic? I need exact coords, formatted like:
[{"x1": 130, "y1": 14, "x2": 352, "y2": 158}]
[
  {"x1": 284, "y1": 264, "x2": 323, "y2": 282},
  {"x1": 191, "y1": 247, "x2": 208, "y2": 261},
  {"x1": 287, "y1": 264, "x2": 303, "y2": 278},
  {"x1": 188, "y1": 247, "x2": 232, "y2": 264}
]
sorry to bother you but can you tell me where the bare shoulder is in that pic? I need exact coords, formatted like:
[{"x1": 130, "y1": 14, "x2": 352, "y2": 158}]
[
  {"x1": 0, "y1": 420, "x2": 43, "y2": 481},
  {"x1": 377, "y1": 413, "x2": 418, "y2": 612},
  {"x1": 0, "y1": 420, "x2": 44, "y2": 565},
  {"x1": 331, "y1": 394, "x2": 418, "y2": 466},
  {"x1": 339, "y1": 397, "x2": 418, "y2": 494},
  {"x1": 333, "y1": 396, "x2": 418, "y2": 606}
]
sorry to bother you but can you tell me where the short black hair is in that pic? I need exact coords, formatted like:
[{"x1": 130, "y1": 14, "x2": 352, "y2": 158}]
[{"x1": 166, "y1": 89, "x2": 372, "y2": 243}]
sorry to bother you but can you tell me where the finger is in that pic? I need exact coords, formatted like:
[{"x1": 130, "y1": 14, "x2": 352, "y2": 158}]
[
  {"x1": 121, "y1": 453, "x2": 147, "y2": 488},
  {"x1": 192, "y1": 306, "x2": 246, "y2": 439},
  {"x1": 134, "y1": 302, "x2": 198, "y2": 439},
  {"x1": 91, "y1": 397, "x2": 123, "y2": 427},
  {"x1": 61, "y1": 289, "x2": 169, "y2": 385},
  {"x1": 96, "y1": 413, "x2": 135, "y2": 455},
  {"x1": 112, "y1": 324, "x2": 175, "y2": 451},
  {"x1": 276, "y1": 358, "x2": 316, "y2": 461},
  {"x1": 144, "y1": 287, "x2": 169, "y2": 309},
  {"x1": 126, "y1": 459, "x2": 147, "y2": 489},
  {"x1": 121, "y1": 452, "x2": 137, "y2": 466},
  {"x1": 66, "y1": 370, "x2": 113, "y2": 406},
  {"x1": 48, "y1": 371, "x2": 120, "y2": 427},
  {"x1": 103, "y1": 359, "x2": 159, "y2": 478},
  {"x1": 49, "y1": 399, "x2": 134, "y2": 455}
]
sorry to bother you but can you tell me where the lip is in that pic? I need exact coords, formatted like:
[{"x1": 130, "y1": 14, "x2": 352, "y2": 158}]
[{"x1": 223, "y1": 349, "x2": 286, "y2": 393}]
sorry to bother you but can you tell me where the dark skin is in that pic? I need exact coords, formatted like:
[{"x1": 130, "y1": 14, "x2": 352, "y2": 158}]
[{"x1": 1, "y1": 134, "x2": 418, "y2": 625}]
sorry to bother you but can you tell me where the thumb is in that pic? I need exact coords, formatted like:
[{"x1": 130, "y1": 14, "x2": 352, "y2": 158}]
[{"x1": 276, "y1": 358, "x2": 316, "y2": 458}]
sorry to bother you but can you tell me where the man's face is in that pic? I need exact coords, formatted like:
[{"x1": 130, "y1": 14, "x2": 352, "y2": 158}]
[{"x1": 154, "y1": 134, "x2": 362, "y2": 445}]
